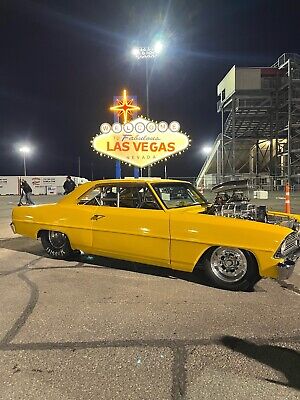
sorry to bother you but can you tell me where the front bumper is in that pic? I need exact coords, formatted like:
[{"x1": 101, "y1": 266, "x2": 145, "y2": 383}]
[{"x1": 277, "y1": 249, "x2": 300, "y2": 280}]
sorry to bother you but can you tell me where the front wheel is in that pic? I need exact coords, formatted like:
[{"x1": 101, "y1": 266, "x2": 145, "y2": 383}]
[
  {"x1": 203, "y1": 247, "x2": 260, "y2": 291},
  {"x1": 41, "y1": 230, "x2": 73, "y2": 260}
]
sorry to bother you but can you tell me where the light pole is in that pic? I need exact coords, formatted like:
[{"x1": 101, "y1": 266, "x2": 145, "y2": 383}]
[
  {"x1": 131, "y1": 42, "x2": 163, "y2": 117},
  {"x1": 19, "y1": 146, "x2": 31, "y2": 176},
  {"x1": 132, "y1": 42, "x2": 163, "y2": 176}
]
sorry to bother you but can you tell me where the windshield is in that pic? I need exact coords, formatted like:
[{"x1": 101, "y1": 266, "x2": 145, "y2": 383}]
[{"x1": 152, "y1": 182, "x2": 207, "y2": 209}]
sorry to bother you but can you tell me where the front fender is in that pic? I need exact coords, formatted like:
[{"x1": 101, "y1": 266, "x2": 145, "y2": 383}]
[{"x1": 169, "y1": 212, "x2": 292, "y2": 276}]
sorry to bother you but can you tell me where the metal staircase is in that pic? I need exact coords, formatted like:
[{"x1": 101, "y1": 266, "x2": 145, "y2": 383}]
[{"x1": 197, "y1": 54, "x2": 300, "y2": 189}]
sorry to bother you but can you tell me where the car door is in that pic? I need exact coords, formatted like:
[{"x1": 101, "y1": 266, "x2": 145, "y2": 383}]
[{"x1": 90, "y1": 183, "x2": 171, "y2": 268}]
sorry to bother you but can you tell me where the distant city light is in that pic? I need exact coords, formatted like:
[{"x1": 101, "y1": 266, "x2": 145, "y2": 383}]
[{"x1": 202, "y1": 145, "x2": 212, "y2": 155}]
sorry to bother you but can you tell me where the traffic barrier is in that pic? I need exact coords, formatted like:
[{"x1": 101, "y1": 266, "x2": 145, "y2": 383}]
[{"x1": 285, "y1": 182, "x2": 291, "y2": 213}]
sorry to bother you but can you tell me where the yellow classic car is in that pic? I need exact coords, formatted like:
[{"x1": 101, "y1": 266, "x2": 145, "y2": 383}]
[{"x1": 11, "y1": 178, "x2": 300, "y2": 291}]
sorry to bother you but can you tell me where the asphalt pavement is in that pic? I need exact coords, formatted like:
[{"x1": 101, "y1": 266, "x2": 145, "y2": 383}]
[{"x1": 0, "y1": 195, "x2": 299, "y2": 399}]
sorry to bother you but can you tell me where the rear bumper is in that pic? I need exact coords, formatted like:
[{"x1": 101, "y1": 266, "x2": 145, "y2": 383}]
[
  {"x1": 277, "y1": 250, "x2": 300, "y2": 280},
  {"x1": 10, "y1": 222, "x2": 16, "y2": 234}
]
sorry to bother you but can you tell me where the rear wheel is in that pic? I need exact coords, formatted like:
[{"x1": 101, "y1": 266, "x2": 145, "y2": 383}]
[
  {"x1": 203, "y1": 247, "x2": 259, "y2": 291},
  {"x1": 40, "y1": 230, "x2": 73, "y2": 260}
]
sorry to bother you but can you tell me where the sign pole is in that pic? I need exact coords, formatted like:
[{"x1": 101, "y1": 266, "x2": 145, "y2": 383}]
[
  {"x1": 110, "y1": 91, "x2": 141, "y2": 179},
  {"x1": 145, "y1": 58, "x2": 151, "y2": 178},
  {"x1": 113, "y1": 96, "x2": 122, "y2": 179},
  {"x1": 115, "y1": 160, "x2": 121, "y2": 179}
]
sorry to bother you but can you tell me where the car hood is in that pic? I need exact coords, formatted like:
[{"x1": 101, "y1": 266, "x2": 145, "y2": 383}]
[
  {"x1": 169, "y1": 204, "x2": 293, "y2": 253},
  {"x1": 167, "y1": 204, "x2": 208, "y2": 213}
]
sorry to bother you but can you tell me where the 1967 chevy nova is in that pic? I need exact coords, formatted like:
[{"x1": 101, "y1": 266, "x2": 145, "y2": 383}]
[{"x1": 11, "y1": 178, "x2": 300, "y2": 291}]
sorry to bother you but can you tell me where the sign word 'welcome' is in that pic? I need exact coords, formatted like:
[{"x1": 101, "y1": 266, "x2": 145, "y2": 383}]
[{"x1": 92, "y1": 117, "x2": 190, "y2": 168}]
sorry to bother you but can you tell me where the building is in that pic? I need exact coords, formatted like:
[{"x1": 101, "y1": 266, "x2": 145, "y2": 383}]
[{"x1": 197, "y1": 53, "x2": 300, "y2": 190}]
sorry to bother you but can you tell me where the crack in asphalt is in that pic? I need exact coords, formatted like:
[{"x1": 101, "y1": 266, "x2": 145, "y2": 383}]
[
  {"x1": 0, "y1": 254, "x2": 299, "y2": 399},
  {"x1": 30, "y1": 264, "x2": 113, "y2": 272},
  {"x1": 0, "y1": 262, "x2": 41, "y2": 345},
  {"x1": 0, "y1": 256, "x2": 43, "y2": 278},
  {"x1": 0, "y1": 336, "x2": 299, "y2": 399},
  {"x1": 0, "y1": 335, "x2": 299, "y2": 353},
  {"x1": 0, "y1": 265, "x2": 30, "y2": 277},
  {"x1": 0, "y1": 257, "x2": 87, "y2": 348},
  {"x1": 172, "y1": 346, "x2": 187, "y2": 399}
]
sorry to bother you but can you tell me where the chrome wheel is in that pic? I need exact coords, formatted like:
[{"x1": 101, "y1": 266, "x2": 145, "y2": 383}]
[
  {"x1": 210, "y1": 247, "x2": 248, "y2": 283},
  {"x1": 48, "y1": 231, "x2": 67, "y2": 250}
]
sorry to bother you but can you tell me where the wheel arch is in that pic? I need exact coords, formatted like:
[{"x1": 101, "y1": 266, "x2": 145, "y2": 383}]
[
  {"x1": 37, "y1": 228, "x2": 72, "y2": 247},
  {"x1": 37, "y1": 229, "x2": 47, "y2": 239},
  {"x1": 193, "y1": 245, "x2": 260, "y2": 276},
  {"x1": 37, "y1": 228, "x2": 70, "y2": 239},
  {"x1": 193, "y1": 246, "x2": 217, "y2": 272}
]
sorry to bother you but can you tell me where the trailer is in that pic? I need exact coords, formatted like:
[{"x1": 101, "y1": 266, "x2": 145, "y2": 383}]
[{"x1": 0, "y1": 176, "x2": 89, "y2": 195}]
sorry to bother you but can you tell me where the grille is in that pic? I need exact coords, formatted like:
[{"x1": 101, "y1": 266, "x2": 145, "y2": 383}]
[{"x1": 282, "y1": 232, "x2": 299, "y2": 256}]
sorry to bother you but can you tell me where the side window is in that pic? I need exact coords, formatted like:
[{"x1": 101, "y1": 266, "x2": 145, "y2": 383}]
[
  {"x1": 153, "y1": 185, "x2": 199, "y2": 208},
  {"x1": 119, "y1": 186, "x2": 140, "y2": 208},
  {"x1": 137, "y1": 187, "x2": 161, "y2": 210},
  {"x1": 118, "y1": 186, "x2": 160, "y2": 209},
  {"x1": 78, "y1": 186, "x2": 102, "y2": 206},
  {"x1": 78, "y1": 184, "x2": 161, "y2": 209},
  {"x1": 102, "y1": 186, "x2": 118, "y2": 207},
  {"x1": 78, "y1": 185, "x2": 118, "y2": 207}
]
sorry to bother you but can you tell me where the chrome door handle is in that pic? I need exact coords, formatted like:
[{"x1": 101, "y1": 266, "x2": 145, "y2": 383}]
[{"x1": 91, "y1": 214, "x2": 105, "y2": 220}]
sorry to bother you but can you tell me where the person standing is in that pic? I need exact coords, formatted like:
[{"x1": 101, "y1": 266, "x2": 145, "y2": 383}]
[
  {"x1": 63, "y1": 176, "x2": 76, "y2": 194},
  {"x1": 19, "y1": 179, "x2": 35, "y2": 205}
]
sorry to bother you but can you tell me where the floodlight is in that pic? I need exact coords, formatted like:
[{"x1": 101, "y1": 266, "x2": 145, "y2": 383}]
[
  {"x1": 19, "y1": 146, "x2": 31, "y2": 154},
  {"x1": 131, "y1": 47, "x2": 140, "y2": 58},
  {"x1": 202, "y1": 146, "x2": 212, "y2": 155},
  {"x1": 154, "y1": 41, "x2": 163, "y2": 54}
]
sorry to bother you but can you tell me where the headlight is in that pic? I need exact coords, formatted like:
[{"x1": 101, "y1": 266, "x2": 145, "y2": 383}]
[
  {"x1": 280, "y1": 241, "x2": 287, "y2": 255},
  {"x1": 292, "y1": 221, "x2": 300, "y2": 232}
]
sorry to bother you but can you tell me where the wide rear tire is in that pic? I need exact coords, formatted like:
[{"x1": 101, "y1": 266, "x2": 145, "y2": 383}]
[
  {"x1": 203, "y1": 247, "x2": 260, "y2": 291},
  {"x1": 41, "y1": 230, "x2": 73, "y2": 260}
]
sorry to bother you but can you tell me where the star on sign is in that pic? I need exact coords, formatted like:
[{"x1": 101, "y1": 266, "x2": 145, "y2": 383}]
[{"x1": 110, "y1": 89, "x2": 140, "y2": 124}]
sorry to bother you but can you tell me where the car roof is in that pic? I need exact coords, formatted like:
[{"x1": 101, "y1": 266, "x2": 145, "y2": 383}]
[
  {"x1": 57, "y1": 178, "x2": 195, "y2": 205},
  {"x1": 89, "y1": 178, "x2": 189, "y2": 185}
]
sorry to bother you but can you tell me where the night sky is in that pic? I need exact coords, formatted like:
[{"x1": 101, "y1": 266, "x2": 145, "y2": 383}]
[{"x1": 1, "y1": 0, "x2": 299, "y2": 179}]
